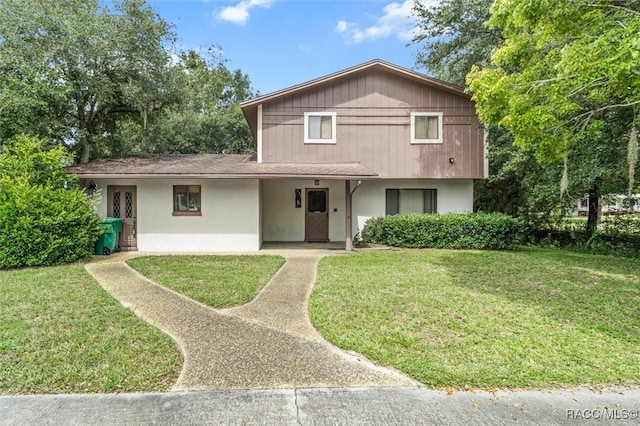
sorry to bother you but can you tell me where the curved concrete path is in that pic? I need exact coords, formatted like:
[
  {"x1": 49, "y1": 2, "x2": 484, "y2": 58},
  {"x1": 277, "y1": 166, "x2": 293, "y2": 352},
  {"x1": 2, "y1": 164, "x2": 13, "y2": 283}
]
[
  {"x1": 84, "y1": 251, "x2": 417, "y2": 391},
  {"x1": 222, "y1": 253, "x2": 326, "y2": 341}
]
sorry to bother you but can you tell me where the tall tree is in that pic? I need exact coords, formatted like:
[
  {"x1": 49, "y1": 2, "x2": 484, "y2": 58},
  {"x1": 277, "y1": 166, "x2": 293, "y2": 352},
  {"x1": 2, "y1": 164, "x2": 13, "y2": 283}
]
[
  {"x1": 467, "y1": 0, "x2": 640, "y2": 234},
  {"x1": 412, "y1": 0, "x2": 501, "y2": 86},
  {"x1": 103, "y1": 49, "x2": 256, "y2": 156},
  {"x1": 0, "y1": 0, "x2": 177, "y2": 162}
]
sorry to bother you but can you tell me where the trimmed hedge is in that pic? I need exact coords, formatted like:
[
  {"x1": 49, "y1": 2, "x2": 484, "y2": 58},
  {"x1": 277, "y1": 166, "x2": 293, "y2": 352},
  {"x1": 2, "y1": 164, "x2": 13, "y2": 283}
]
[{"x1": 360, "y1": 213, "x2": 524, "y2": 250}]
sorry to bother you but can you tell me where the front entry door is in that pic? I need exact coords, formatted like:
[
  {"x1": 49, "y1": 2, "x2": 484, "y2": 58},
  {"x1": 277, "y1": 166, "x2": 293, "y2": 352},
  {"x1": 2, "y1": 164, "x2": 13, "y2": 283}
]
[
  {"x1": 305, "y1": 188, "x2": 329, "y2": 242},
  {"x1": 107, "y1": 186, "x2": 137, "y2": 251}
]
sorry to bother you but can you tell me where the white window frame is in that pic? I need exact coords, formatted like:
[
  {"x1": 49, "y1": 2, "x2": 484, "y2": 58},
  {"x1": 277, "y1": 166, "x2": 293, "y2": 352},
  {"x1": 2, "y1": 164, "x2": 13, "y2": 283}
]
[
  {"x1": 411, "y1": 112, "x2": 444, "y2": 144},
  {"x1": 304, "y1": 112, "x2": 337, "y2": 144}
]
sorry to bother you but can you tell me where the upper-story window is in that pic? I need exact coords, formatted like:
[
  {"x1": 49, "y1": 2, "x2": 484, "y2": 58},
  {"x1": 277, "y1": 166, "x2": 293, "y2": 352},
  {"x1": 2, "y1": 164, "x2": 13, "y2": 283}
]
[
  {"x1": 304, "y1": 112, "x2": 336, "y2": 144},
  {"x1": 411, "y1": 112, "x2": 443, "y2": 144}
]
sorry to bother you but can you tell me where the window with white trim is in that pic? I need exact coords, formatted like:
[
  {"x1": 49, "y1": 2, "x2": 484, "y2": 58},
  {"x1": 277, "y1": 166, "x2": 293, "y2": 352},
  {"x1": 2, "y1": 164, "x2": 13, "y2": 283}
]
[
  {"x1": 411, "y1": 112, "x2": 443, "y2": 144},
  {"x1": 304, "y1": 112, "x2": 336, "y2": 144},
  {"x1": 386, "y1": 189, "x2": 437, "y2": 215}
]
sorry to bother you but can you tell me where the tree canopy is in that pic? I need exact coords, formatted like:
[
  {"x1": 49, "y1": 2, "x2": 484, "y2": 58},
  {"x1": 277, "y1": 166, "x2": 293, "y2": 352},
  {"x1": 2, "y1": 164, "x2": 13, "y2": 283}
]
[
  {"x1": 413, "y1": 0, "x2": 640, "y2": 235},
  {"x1": 467, "y1": 0, "x2": 640, "y2": 165},
  {"x1": 412, "y1": 0, "x2": 501, "y2": 86},
  {"x1": 466, "y1": 0, "x2": 640, "y2": 233},
  {"x1": 103, "y1": 50, "x2": 256, "y2": 157},
  {"x1": 0, "y1": 0, "x2": 179, "y2": 162},
  {"x1": 411, "y1": 0, "x2": 539, "y2": 219},
  {"x1": 0, "y1": 0, "x2": 256, "y2": 162}
]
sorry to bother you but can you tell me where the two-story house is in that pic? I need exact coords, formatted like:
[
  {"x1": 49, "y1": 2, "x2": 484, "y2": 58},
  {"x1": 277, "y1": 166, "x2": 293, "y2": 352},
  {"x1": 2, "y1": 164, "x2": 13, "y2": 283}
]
[{"x1": 68, "y1": 59, "x2": 486, "y2": 252}]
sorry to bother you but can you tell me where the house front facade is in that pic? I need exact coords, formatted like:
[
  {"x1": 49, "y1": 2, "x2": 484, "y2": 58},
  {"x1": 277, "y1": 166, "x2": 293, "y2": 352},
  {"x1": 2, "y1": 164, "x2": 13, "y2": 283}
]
[{"x1": 69, "y1": 59, "x2": 486, "y2": 252}]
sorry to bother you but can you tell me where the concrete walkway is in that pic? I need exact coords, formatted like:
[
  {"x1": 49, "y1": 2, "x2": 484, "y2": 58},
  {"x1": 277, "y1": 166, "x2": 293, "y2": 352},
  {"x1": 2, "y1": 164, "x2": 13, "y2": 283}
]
[
  {"x1": 222, "y1": 253, "x2": 326, "y2": 341},
  {"x1": 84, "y1": 250, "x2": 416, "y2": 390}
]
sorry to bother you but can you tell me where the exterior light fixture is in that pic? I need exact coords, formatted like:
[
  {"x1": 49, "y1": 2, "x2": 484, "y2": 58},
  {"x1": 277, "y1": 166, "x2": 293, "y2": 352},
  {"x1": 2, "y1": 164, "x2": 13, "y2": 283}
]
[{"x1": 295, "y1": 189, "x2": 302, "y2": 208}]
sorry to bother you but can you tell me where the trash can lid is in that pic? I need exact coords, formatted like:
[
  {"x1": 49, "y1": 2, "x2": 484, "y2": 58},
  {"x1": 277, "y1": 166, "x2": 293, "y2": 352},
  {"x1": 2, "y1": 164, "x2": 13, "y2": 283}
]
[{"x1": 103, "y1": 217, "x2": 123, "y2": 223}]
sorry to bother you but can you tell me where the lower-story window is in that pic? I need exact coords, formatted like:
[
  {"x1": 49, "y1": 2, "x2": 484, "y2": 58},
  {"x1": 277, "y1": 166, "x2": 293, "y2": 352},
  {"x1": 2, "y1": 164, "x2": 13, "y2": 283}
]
[
  {"x1": 173, "y1": 185, "x2": 201, "y2": 216},
  {"x1": 386, "y1": 189, "x2": 437, "y2": 215}
]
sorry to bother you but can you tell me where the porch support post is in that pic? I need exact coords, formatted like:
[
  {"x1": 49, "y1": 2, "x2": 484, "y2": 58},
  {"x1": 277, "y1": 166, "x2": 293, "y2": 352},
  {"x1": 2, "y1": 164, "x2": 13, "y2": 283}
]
[{"x1": 345, "y1": 180, "x2": 353, "y2": 251}]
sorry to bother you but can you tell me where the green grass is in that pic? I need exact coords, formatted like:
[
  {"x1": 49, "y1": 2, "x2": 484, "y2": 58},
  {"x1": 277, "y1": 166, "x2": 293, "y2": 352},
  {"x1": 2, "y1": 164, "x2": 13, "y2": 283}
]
[
  {"x1": 127, "y1": 255, "x2": 285, "y2": 307},
  {"x1": 309, "y1": 248, "x2": 640, "y2": 389},
  {"x1": 0, "y1": 263, "x2": 182, "y2": 395}
]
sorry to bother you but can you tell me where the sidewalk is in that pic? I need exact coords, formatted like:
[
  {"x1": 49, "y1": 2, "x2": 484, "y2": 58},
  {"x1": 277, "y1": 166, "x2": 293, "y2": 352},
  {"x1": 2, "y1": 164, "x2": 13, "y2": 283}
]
[{"x1": 2, "y1": 386, "x2": 639, "y2": 425}]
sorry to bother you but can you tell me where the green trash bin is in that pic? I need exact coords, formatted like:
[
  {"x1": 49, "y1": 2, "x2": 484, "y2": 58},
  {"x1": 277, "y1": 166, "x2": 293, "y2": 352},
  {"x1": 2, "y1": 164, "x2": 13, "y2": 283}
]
[{"x1": 95, "y1": 217, "x2": 123, "y2": 255}]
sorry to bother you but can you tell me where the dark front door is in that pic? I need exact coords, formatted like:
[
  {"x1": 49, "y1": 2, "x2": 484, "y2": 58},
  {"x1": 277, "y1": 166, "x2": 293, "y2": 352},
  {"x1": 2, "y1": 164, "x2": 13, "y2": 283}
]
[
  {"x1": 305, "y1": 188, "x2": 329, "y2": 242},
  {"x1": 107, "y1": 186, "x2": 137, "y2": 251}
]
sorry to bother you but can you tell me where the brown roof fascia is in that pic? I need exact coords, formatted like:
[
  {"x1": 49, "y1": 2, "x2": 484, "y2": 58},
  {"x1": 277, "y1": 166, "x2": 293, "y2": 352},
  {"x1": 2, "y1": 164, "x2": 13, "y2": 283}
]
[{"x1": 71, "y1": 173, "x2": 380, "y2": 180}]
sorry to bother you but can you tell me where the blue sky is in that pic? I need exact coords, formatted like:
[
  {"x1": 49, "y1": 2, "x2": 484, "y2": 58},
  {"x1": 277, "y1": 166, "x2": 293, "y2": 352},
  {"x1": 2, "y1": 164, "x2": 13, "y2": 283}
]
[{"x1": 146, "y1": 0, "x2": 435, "y2": 95}]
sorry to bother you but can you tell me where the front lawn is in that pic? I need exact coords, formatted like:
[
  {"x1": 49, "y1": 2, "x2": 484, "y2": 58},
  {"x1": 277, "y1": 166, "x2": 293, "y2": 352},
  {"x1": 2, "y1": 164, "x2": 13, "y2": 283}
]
[
  {"x1": 127, "y1": 255, "x2": 285, "y2": 307},
  {"x1": 0, "y1": 263, "x2": 182, "y2": 395},
  {"x1": 309, "y1": 248, "x2": 640, "y2": 389}
]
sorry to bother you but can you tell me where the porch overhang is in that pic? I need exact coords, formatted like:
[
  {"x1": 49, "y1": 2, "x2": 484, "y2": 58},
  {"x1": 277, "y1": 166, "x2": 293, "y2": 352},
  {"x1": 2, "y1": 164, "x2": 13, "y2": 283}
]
[
  {"x1": 67, "y1": 154, "x2": 379, "y2": 181},
  {"x1": 68, "y1": 154, "x2": 375, "y2": 253}
]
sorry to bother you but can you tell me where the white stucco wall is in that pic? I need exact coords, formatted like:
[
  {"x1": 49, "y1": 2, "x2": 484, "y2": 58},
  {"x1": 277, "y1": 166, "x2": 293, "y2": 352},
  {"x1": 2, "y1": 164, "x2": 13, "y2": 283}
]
[
  {"x1": 351, "y1": 179, "x2": 474, "y2": 235},
  {"x1": 261, "y1": 179, "x2": 346, "y2": 242},
  {"x1": 262, "y1": 178, "x2": 473, "y2": 242},
  {"x1": 93, "y1": 178, "x2": 260, "y2": 252},
  {"x1": 90, "y1": 177, "x2": 472, "y2": 250}
]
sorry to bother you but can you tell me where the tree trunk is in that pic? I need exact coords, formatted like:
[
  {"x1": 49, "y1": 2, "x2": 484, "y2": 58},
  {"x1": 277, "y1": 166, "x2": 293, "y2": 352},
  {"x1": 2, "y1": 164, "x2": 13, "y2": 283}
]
[
  {"x1": 79, "y1": 140, "x2": 92, "y2": 164},
  {"x1": 586, "y1": 176, "x2": 602, "y2": 238},
  {"x1": 77, "y1": 102, "x2": 93, "y2": 164}
]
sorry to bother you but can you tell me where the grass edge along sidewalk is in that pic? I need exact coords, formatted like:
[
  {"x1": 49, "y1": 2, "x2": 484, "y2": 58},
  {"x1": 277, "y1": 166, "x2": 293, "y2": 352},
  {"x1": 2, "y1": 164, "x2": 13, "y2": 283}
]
[
  {"x1": 3, "y1": 250, "x2": 638, "y2": 394},
  {"x1": 0, "y1": 262, "x2": 182, "y2": 395},
  {"x1": 309, "y1": 248, "x2": 640, "y2": 390},
  {"x1": 1, "y1": 254, "x2": 285, "y2": 395}
]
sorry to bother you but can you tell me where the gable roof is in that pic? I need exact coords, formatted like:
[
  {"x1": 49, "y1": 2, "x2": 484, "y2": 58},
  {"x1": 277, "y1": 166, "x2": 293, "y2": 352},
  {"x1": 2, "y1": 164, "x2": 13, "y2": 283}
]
[
  {"x1": 240, "y1": 59, "x2": 469, "y2": 142},
  {"x1": 67, "y1": 154, "x2": 378, "y2": 180},
  {"x1": 241, "y1": 58, "x2": 468, "y2": 108}
]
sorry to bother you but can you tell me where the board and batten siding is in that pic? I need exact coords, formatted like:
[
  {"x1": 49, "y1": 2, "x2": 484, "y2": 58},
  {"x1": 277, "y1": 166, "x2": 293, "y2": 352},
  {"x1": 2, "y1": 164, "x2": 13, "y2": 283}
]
[{"x1": 260, "y1": 68, "x2": 484, "y2": 179}]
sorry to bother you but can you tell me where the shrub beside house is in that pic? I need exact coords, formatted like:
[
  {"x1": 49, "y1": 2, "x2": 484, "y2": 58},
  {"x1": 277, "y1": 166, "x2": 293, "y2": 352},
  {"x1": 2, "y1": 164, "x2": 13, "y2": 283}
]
[{"x1": 0, "y1": 136, "x2": 100, "y2": 269}]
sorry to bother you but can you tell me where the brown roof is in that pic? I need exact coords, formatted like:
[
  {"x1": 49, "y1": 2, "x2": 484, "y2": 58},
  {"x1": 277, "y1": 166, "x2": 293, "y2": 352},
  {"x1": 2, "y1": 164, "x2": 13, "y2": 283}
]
[{"x1": 67, "y1": 154, "x2": 378, "y2": 179}]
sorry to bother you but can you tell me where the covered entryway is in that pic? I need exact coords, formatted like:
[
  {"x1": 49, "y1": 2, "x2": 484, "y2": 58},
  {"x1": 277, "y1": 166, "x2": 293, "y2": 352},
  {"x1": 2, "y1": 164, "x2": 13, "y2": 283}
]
[
  {"x1": 68, "y1": 153, "x2": 378, "y2": 252},
  {"x1": 107, "y1": 185, "x2": 137, "y2": 251},
  {"x1": 305, "y1": 188, "x2": 329, "y2": 242}
]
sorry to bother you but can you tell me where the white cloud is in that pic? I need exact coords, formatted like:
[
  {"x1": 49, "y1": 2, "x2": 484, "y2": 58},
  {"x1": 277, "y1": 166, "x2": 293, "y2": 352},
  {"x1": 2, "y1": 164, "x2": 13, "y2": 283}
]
[
  {"x1": 335, "y1": 20, "x2": 350, "y2": 33},
  {"x1": 337, "y1": 0, "x2": 439, "y2": 44},
  {"x1": 216, "y1": 0, "x2": 274, "y2": 26}
]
